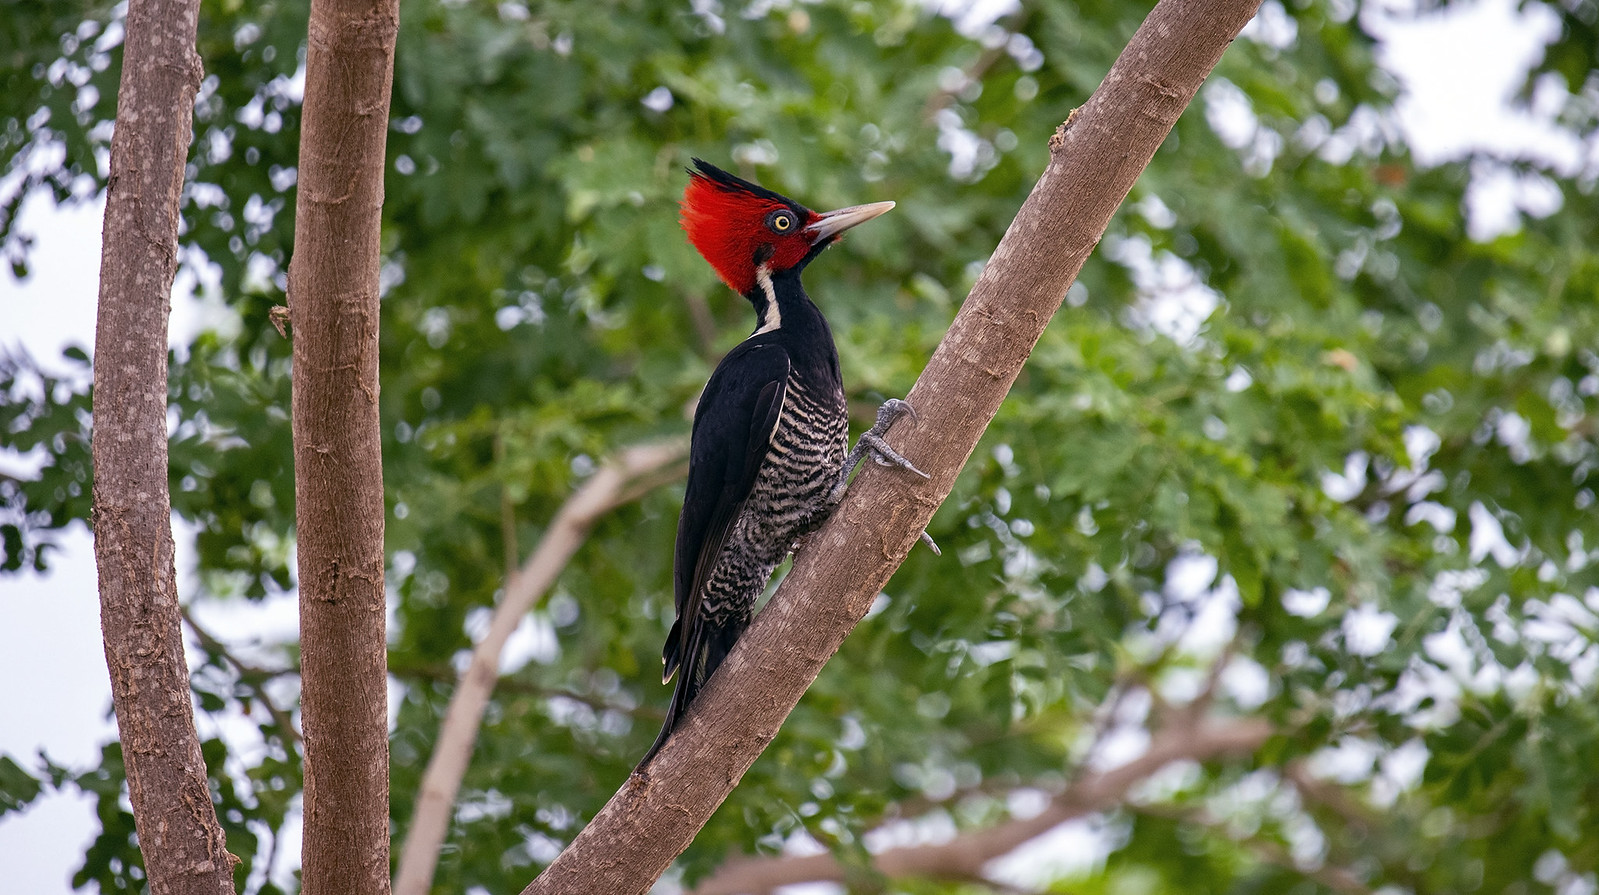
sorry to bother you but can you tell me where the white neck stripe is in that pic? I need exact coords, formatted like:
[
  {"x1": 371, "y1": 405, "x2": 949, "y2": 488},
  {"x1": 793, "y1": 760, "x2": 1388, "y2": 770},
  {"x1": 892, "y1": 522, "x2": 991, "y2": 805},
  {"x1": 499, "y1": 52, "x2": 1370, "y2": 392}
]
[{"x1": 753, "y1": 264, "x2": 781, "y2": 335}]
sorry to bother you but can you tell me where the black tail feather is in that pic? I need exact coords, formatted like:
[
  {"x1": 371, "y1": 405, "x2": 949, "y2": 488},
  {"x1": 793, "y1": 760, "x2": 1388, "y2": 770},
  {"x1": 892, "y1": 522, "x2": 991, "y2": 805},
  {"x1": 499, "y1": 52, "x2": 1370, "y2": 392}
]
[
  {"x1": 661, "y1": 617, "x2": 684, "y2": 683},
  {"x1": 638, "y1": 619, "x2": 747, "y2": 769}
]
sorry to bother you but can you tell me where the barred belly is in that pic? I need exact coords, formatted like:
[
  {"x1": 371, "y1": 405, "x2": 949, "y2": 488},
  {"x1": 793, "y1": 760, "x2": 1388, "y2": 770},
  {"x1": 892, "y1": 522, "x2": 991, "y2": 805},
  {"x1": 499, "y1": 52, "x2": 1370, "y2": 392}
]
[{"x1": 698, "y1": 375, "x2": 848, "y2": 629}]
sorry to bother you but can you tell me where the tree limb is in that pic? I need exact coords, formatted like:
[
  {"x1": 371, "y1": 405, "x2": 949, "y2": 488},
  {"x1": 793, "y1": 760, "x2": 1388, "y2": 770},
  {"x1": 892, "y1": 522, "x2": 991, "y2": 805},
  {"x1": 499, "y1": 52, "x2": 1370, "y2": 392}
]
[
  {"x1": 287, "y1": 0, "x2": 400, "y2": 892},
  {"x1": 90, "y1": 0, "x2": 236, "y2": 890},
  {"x1": 392, "y1": 441, "x2": 687, "y2": 895},
  {"x1": 520, "y1": 0, "x2": 1264, "y2": 890},
  {"x1": 693, "y1": 716, "x2": 1273, "y2": 894}
]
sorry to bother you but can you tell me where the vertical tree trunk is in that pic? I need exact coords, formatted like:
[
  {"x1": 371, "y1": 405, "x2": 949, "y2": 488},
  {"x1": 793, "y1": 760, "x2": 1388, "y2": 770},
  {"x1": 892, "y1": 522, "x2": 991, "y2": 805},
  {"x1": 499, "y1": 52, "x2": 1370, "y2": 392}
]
[
  {"x1": 90, "y1": 0, "x2": 236, "y2": 892},
  {"x1": 287, "y1": 0, "x2": 400, "y2": 893}
]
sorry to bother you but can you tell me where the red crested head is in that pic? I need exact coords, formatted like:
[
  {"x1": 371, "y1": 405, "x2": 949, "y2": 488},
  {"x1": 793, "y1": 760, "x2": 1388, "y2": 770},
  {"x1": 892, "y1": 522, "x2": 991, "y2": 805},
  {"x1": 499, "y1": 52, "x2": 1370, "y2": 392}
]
[{"x1": 679, "y1": 159, "x2": 894, "y2": 296}]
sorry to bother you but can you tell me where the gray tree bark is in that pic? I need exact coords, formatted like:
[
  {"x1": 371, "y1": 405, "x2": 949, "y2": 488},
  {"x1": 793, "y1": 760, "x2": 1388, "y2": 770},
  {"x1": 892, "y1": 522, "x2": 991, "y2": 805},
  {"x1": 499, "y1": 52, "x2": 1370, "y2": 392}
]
[
  {"x1": 287, "y1": 0, "x2": 400, "y2": 893},
  {"x1": 519, "y1": 0, "x2": 1264, "y2": 891},
  {"x1": 90, "y1": 0, "x2": 237, "y2": 892}
]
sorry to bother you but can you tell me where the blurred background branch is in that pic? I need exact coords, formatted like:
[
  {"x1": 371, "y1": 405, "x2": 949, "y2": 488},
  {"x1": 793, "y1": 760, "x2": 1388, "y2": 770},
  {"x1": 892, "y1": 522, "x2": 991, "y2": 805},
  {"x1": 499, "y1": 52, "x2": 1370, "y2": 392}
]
[{"x1": 393, "y1": 439, "x2": 686, "y2": 895}]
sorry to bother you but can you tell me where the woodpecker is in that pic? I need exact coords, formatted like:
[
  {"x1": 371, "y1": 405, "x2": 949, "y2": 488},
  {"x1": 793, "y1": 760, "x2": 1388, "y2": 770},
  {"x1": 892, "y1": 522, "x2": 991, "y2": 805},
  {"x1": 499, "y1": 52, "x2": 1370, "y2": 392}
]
[{"x1": 640, "y1": 159, "x2": 928, "y2": 767}]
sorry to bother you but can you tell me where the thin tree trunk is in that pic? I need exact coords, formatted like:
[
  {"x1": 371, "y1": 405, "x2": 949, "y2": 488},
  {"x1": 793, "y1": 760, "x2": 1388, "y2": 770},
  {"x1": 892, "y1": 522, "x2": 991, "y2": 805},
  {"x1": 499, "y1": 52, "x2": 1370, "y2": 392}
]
[
  {"x1": 90, "y1": 0, "x2": 237, "y2": 891},
  {"x1": 287, "y1": 0, "x2": 400, "y2": 892},
  {"x1": 519, "y1": 0, "x2": 1263, "y2": 890}
]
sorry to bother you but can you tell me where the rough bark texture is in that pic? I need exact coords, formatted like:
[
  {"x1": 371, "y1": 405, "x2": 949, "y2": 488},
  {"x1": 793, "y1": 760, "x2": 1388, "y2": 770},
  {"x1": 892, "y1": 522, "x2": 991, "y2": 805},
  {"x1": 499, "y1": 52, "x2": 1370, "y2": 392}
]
[
  {"x1": 287, "y1": 0, "x2": 399, "y2": 892},
  {"x1": 519, "y1": 0, "x2": 1263, "y2": 891},
  {"x1": 90, "y1": 0, "x2": 237, "y2": 892}
]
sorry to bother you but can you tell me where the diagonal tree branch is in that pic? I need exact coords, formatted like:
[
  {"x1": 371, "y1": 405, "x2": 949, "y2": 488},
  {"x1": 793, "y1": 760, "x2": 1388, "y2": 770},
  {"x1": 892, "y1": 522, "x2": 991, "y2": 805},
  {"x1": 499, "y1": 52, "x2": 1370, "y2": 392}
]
[
  {"x1": 692, "y1": 715, "x2": 1273, "y2": 894},
  {"x1": 90, "y1": 0, "x2": 236, "y2": 891},
  {"x1": 520, "y1": 0, "x2": 1264, "y2": 890},
  {"x1": 392, "y1": 440, "x2": 687, "y2": 895}
]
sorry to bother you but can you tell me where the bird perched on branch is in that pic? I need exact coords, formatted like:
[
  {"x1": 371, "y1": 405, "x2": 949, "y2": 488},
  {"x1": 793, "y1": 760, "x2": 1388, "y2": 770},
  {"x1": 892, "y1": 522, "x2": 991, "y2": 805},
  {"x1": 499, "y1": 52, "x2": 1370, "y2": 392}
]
[{"x1": 640, "y1": 159, "x2": 931, "y2": 767}]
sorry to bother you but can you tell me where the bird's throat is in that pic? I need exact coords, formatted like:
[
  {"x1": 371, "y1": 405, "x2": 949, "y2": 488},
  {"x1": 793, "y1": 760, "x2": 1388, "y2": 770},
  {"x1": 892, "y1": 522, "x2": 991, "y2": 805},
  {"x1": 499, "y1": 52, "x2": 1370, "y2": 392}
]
[{"x1": 752, "y1": 264, "x2": 782, "y2": 335}]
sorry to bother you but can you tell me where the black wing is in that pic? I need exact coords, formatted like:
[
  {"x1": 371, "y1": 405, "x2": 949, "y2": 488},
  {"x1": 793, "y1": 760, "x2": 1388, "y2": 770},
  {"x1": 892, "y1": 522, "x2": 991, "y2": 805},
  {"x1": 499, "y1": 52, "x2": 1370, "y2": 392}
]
[{"x1": 661, "y1": 340, "x2": 791, "y2": 683}]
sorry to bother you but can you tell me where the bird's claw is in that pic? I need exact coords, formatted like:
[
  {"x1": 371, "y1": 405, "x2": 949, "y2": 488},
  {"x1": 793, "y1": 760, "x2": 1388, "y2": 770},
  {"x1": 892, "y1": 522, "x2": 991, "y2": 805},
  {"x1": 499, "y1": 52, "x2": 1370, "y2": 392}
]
[
  {"x1": 861, "y1": 399, "x2": 929, "y2": 478},
  {"x1": 861, "y1": 432, "x2": 930, "y2": 478},
  {"x1": 864, "y1": 399, "x2": 938, "y2": 554},
  {"x1": 830, "y1": 399, "x2": 939, "y2": 557},
  {"x1": 874, "y1": 397, "x2": 918, "y2": 428}
]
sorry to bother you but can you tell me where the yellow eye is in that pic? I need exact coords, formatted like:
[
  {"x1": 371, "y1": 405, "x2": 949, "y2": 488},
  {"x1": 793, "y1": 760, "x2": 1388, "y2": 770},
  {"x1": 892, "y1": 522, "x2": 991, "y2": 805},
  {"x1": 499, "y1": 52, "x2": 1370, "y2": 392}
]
[{"x1": 767, "y1": 211, "x2": 795, "y2": 233}]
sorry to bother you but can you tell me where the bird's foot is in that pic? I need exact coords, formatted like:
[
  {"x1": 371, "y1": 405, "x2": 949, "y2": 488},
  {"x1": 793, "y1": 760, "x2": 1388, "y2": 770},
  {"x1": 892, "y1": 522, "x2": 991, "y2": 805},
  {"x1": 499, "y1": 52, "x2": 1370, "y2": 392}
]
[
  {"x1": 858, "y1": 399, "x2": 931, "y2": 478},
  {"x1": 838, "y1": 398, "x2": 940, "y2": 555}
]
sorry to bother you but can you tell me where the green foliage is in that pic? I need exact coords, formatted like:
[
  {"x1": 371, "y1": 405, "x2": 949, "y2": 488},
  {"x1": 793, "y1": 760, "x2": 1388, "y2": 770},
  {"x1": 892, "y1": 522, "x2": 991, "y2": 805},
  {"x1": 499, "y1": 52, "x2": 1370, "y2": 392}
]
[
  {"x1": 0, "y1": 0, "x2": 121, "y2": 277},
  {"x1": 0, "y1": 753, "x2": 45, "y2": 816},
  {"x1": 0, "y1": 347, "x2": 91, "y2": 572},
  {"x1": 5, "y1": 0, "x2": 1599, "y2": 891}
]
